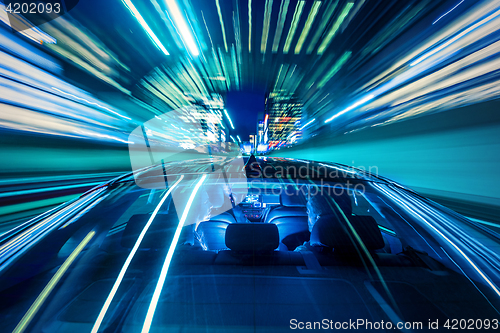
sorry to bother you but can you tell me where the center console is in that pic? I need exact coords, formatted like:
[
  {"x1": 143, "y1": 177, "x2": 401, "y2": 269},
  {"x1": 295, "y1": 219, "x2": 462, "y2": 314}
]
[{"x1": 240, "y1": 194, "x2": 264, "y2": 221}]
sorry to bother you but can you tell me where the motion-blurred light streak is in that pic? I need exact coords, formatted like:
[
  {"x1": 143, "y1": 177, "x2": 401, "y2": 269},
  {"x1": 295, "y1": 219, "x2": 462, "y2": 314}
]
[
  {"x1": 378, "y1": 184, "x2": 500, "y2": 298},
  {"x1": 0, "y1": 188, "x2": 105, "y2": 262},
  {"x1": 91, "y1": 176, "x2": 183, "y2": 333},
  {"x1": 317, "y1": 2, "x2": 354, "y2": 55},
  {"x1": 306, "y1": 0, "x2": 338, "y2": 54},
  {"x1": 218, "y1": 47, "x2": 231, "y2": 89},
  {"x1": 141, "y1": 174, "x2": 207, "y2": 333},
  {"x1": 52, "y1": 88, "x2": 131, "y2": 120},
  {"x1": 299, "y1": 118, "x2": 315, "y2": 130},
  {"x1": 272, "y1": 0, "x2": 290, "y2": 53},
  {"x1": 215, "y1": 0, "x2": 228, "y2": 52},
  {"x1": 164, "y1": 0, "x2": 199, "y2": 56},
  {"x1": 231, "y1": 44, "x2": 240, "y2": 89},
  {"x1": 248, "y1": 0, "x2": 252, "y2": 52},
  {"x1": 433, "y1": 0, "x2": 465, "y2": 25},
  {"x1": 294, "y1": 1, "x2": 321, "y2": 54},
  {"x1": 233, "y1": 6, "x2": 243, "y2": 65},
  {"x1": 260, "y1": 0, "x2": 273, "y2": 54},
  {"x1": 363, "y1": 1, "x2": 500, "y2": 91},
  {"x1": 224, "y1": 109, "x2": 235, "y2": 129},
  {"x1": 0, "y1": 3, "x2": 57, "y2": 45},
  {"x1": 411, "y1": 7, "x2": 500, "y2": 67},
  {"x1": 283, "y1": 1, "x2": 305, "y2": 54},
  {"x1": 121, "y1": 0, "x2": 169, "y2": 55},
  {"x1": 324, "y1": 94, "x2": 375, "y2": 123},
  {"x1": 317, "y1": 51, "x2": 351, "y2": 88},
  {"x1": 322, "y1": 1, "x2": 500, "y2": 132},
  {"x1": 13, "y1": 230, "x2": 95, "y2": 333}
]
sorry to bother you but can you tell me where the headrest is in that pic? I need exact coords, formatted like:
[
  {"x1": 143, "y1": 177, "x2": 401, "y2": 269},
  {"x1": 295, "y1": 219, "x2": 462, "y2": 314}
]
[
  {"x1": 209, "y1": 212, "x2": 236, "y2": 224},
  {"x1": 280, "y1": 186, "x2": 306, "y2": 207},
  {"x1": 265, "y1": 206, "x2": 308, "y2": 224},
  {"x1": 225, "y1": 223, "x2": 279, "y2": 252},
  {"x1": 310, "y1": 214, "x2": 384, "y2": 252},
  {"x1": 307, "y1": 191, "x2": 353, "y2": 216}
]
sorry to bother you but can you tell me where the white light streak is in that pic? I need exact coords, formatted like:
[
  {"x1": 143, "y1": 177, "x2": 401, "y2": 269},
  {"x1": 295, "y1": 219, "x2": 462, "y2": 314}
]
[
  {"x1": 224, "y1": 109, "x2": 235, "y2": 129},
  {"x1": 324, "y1": 94, "x2": 375, "y2": 123},
  {"x1": 412, "y1": 7, "x2": 500, "y2": 66},
  {"x1": 433, "y1": 0, "x2": 465, "y2": 25},
  {"x1": 299, "y1": 118, "x2": 315, "y2": 130},
  {"x1": 215, "y1": 0, "x2": 228, "y2": 52},
  {"x1": 141, "y1": 174, "x2": 207, "y2": 333},
  {"x1": 164, "y1": 0, "x2": 199, "y2": 56},
  {"x1": 91, "y1": 176, "x2": 183, "y2": 333},
  {"x1": 121, "y1": 0, "x2": 169, "y2": 55}
]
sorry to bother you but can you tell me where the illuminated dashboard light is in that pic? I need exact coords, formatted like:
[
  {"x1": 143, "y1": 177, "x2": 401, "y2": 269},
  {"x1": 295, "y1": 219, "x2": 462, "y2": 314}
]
[
  {"x1": 91, "y1": 176, "x2": 184, "y2": 333},
  {"x1": 141, "y1": 174, "x2": 207, "y2": 333},
  {"x1": 230, "y1": 135, "x2": 236, "y2": 143},
  {"x1": 164, "y1": 0, "x2": 199, "y2": 56},
  {"x1": 237, "y1": 135, "x2": 241, "y2": 143},
  {"x1": 121, "y1": 0, "x2": 169, "y2": 55}
]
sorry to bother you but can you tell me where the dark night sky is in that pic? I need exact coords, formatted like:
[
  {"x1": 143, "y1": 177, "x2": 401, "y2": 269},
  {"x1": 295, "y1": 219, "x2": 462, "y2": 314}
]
[{"x1": 225, "y1": 90, "x2": 265, "y2": 141}]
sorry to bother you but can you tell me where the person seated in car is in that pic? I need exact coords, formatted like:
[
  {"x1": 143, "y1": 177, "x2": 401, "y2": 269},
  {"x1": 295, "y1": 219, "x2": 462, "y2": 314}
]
[
  {"x1": 294, "y1": 193, "x2": 332, "y2": 252},
  {"x1": 294, "y1": 188, "x2": 354, "y2": 251}
]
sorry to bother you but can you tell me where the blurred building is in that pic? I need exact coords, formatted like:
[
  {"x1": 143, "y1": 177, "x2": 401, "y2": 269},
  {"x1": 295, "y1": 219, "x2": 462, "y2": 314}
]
[{"x1": 265, "y1": 94, "x2": 302, "y2": 149}]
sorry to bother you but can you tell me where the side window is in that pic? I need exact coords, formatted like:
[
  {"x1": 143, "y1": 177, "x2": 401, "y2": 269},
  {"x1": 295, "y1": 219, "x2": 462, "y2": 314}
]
[
  {"x1": 351, "y1": 190, "x2": 372, "y2": 216},
  {"x1": 352, "y1": 190, "x2": 403, "y2": 253}
]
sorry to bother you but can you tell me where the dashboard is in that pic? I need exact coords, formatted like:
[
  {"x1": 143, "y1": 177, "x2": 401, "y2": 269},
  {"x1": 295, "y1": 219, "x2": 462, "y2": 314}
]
[{"x1": 239, "y1": 193, "x2": 279, "y2": 221}]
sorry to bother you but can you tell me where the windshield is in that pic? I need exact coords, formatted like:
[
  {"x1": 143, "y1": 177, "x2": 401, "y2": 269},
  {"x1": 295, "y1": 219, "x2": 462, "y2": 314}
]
[{"x1": 1, "y1": 171, "x2": 500, "y2": 332}]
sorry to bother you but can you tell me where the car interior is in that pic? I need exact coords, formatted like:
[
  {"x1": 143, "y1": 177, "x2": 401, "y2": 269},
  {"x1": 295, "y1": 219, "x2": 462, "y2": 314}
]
[{"x1": 2, "y1": 181, "x2": 500, "y2": 333}]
